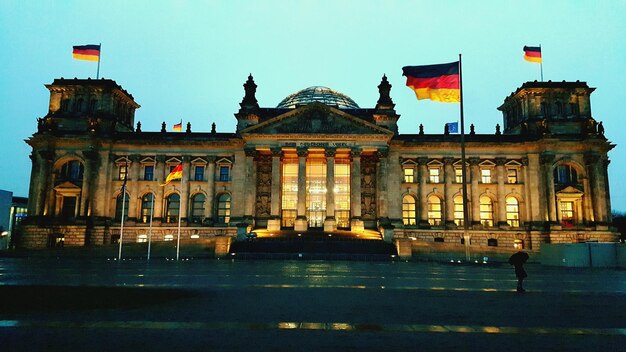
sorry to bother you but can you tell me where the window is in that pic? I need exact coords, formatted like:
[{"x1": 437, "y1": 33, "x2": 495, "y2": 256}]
[
  {"x1": 217, "y1": 194, "x2": 231, "y2": 224},
  {"x1": 514, "y1": 239, "x2": 524, "y2": 249},
  {"x1": 164, "y1": 234, "x2": 174, "y2": 241},
  {"x1": 75, "y1": 98, "x2": 84, "y2": 112},
  {"x1": 59, "y1": 160, "x2": 84, "y2": 183},
  {"x1": 115, "y1": 193, "x2": 129, "y2": 221},
  {"x1": 555, "y1": 102, "x2": 563, "y2": 116},
  {"x1": 453, "y1": 195, "x2": 464, "y2": 226},
  {"x1": 506, "y1": 197, "x2": 520, "y2": 227},
  {"x1": 427, "y1": 196, "x2": 442, "y2": 226},
  {"x1": 194, "y1": 166, "x2": 205, "y2": 181},
  {"x1": 166, "y1": 194, "x2": 180, "y2": 223},
  {"x1": 119, "y1": 164, "x2": 128, "y2": 181},
  {"x1": 137, "y1": 234, "x2": 147, "y2": 243},
  {"x1": 541, "y1": 102, "x2": 549, "y2": 116},
  {"x1": 434, "y1": 237, "x2": 444, "y2": 243},
  {"x1": 60, "y1": 99, "x2": 69, "y2": 112},
  {"x1": 61, "y1": 196, "x2": 77, "y2": 218},
  {"x1": 560, "y1": 201, "x2": 574, "y2": 227},
  {"x1": 190, "y1": 194, "x2": 205, "y2": 223},
  {"x1": 219, "y1": 166, "x2": 230, "y2": 181},
  {"x1": 479, "y1": 196, "x2": 494, "y2": 227},
  {"x1": 402, "y1": 195, "x2": 416, "y2": 225},
  {"x1": 554, "y1": 165, "x2": 578, "y2": 185},
  {"x1": 169, "y1": 165, "x2": 177, "y2": 173},
  {"x1": 143, "y1": 165, "x2": 154, "y2": 181},
  {"x1": 429, "y1": 168, "x2": 440, "y2": 183},
  {"x1": 569, "y1": 103, "x2": 578, "y2": 116},
  {"x1": 140, "y1": 193, "x2": 154, "y2": 223},
  {"x1": 481, "y1": 169, "x2": 492, "y2": 183},
  {"x1": 455, "y1": 168, "x2": 463, "y2": 183},
  {"x1": 403, "y1": 167, "x2": 415, "y2": 183},
  {"x1": 281, "y1": 160, "x2": 298, "y2": 227},
  {"x1": 487, "y1": 238, "x2": 498, "y2": 247},
  {"x1": 89, "y1": 99, "x2": 97, "y2": 113},
  {"x1": 507, "y1": 169, "x2": 518, "y2": 184}
]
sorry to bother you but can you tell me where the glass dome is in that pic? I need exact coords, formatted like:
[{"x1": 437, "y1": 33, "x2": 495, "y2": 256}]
[{"x1": 276, "y1": 86, "x2": 359, "y2": 109}]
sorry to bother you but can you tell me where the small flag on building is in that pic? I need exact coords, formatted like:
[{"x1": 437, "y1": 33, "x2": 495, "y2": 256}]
[
  {"x1": 161, "y1": 163, "x2": 182, "y2": 186},
  {"x1": 446, "y1": 122, "x2": 459, "y2": 133},
  {"x1": 523, "y1": 46, "x2": 542, "y2": 63},
  {"x1": 72, "y1": 44, "x2": 101, "y2": 62},
  {"x1": 173, "y1": 120, "x2": 183, "y2": 131},
  {"x1": 402, "y1": 62, "x2": 460, "y2": 103}
]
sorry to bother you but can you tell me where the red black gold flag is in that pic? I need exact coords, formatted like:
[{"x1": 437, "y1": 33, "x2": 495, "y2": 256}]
[
  {"x1": 161, "y1": 163, "x2": 183, "y2": 186},
  {"x1": 173, "y1": 120, "x2": 183, "y2": 131},
  {"x1": 523, "y1": 46, "x2": 542, "y2": 63},
  {"x1": 402, "y1": 62, "x2": 460, "y2": 103},
  {"x1": 72, "y1": 44, "x2": 101, "y2": 62}
]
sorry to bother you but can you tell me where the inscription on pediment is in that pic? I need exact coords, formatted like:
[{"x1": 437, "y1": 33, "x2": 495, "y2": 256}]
[{"x1": 256, "y1": 109, "x2": 380, "y2": 134}]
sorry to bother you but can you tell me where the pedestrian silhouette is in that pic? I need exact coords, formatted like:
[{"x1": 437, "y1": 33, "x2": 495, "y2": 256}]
[{"x1": 508, "y1": 251, "x2": 529, "y2": 292}]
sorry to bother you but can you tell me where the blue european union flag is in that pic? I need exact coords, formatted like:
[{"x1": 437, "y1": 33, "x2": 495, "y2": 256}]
[{"x1": 447, "y1": 122, "x2": 459, "y2": 133}]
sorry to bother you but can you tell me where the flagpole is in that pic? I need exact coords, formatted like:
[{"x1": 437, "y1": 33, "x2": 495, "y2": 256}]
[
  {"x1": 539, "y1": 44, "x2": 543, "y2": 82},
  {"x1": 459, "y1": 54, "x2": 471, "y2": 262},
  {"x1": 96, "y1": 43, "x2": 101, "y2": 79},
  {"x1": 147, "y1": 188, "x2": 155, "y2": 261},
  {"x1": 118, "y1": 157, "x2": 128, "y2": 260},
  {"x1": 176, "y1": 173, "x2": 183, "y2": 261}
]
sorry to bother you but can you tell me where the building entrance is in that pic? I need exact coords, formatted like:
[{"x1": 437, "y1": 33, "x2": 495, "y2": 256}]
[{"x1": 306, "y1": 157, "x2": 326, "y2": 228}]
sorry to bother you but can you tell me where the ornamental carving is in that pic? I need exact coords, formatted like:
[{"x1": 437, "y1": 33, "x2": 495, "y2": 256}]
[
  {"x1": 361, "y1": 157, "x2": 377, "y2": 220},
  {"x1": 255, "y1": 155, "x2": 272, "y2": 218}
]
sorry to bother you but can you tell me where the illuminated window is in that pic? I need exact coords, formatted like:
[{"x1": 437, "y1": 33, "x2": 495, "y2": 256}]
[
  {"x1": 334, "y1": 160, "x2": 351, "y2": 228},
  {"x1": 453, "y1": 195, "x2": 464, "y2": 226},
  {"x1": 507, "y1": 169, "x2": 517, "y2": 184},
  {"x1": 137, "y1": 234, "x2": 147, "y2": 243},
  {"x1": 119, "y1": 164, "x2": 128, "y2": 181},
  {"x1": 306, "y1": 157, "x2": 326, "y2": 228},
  {"x1": 166, "y1": 194, "x2": 180, "y2": 223},
  {"x1": 281, "y1": 159, "x2": 298, "y2": 227},
  {"x1": 429, "y1": 168, "x2": 440, "y2": 183},
  {"x1": 455, "y1": 168, "x2": 463, "y2": 183},
  {"x1": 190, "y1": 194, "x2": 205, "y2": 223},
  {"x1": 481, "y1": 169, "x2": 492, "y2": 183},
  {"x1": 217, "y1": 194, "x2": 231, "y2": 224},
  {"x1": 514, "y1": 239, "x2": 524, "y2": 249},
  {"x1": 164, "y1": 234, "x2": 174, "y2": 241},
  {"x1": 480, "y1": 196, "x2": 494, "y2": 227},
  {"x1": 427, "y1": 196, "x2": 442, "y2": 226},
  {"x1": 140, "y1": 193, "x2": 154, "y2": 223},
  {"x1": 403, "y1": 167, "x2": 415, "y2": 183},
  {"x1": 506, "y1": 197, "x2": 520, "y2": 227},
  {"x1": 560, "y1": 201, "x2": 574, "y2": 227},
  {"x1": 402, "y1": 195, "x2": 416, "y2": 226}
]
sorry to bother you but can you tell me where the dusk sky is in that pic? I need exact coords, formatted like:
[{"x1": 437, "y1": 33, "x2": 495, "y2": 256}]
[{"x1": 1, "y1": 1, "x2": 625, "y2": 210}]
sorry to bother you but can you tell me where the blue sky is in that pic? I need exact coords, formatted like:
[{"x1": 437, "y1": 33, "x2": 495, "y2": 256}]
[{"x1": 1, "y1": 1, "x2": 626, "y2": 210}]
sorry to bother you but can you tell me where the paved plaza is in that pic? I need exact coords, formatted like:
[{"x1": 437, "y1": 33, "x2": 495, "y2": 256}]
[{"x1": 0, "y1": 256, "x2": 625, "y2": 351}]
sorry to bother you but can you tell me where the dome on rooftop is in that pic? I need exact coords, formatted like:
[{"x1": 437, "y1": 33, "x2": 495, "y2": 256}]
[{"x1": 277, "y1": 86, "x2": 359, "y2": 109}]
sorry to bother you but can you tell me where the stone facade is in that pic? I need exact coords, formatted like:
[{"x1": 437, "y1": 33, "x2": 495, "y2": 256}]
[{"x1": 21, "y1": 77, "x2": 618, "y2": 250}]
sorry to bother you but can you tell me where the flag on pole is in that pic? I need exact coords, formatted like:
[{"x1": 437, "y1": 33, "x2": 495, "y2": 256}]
[
  {"x1": 120, "y1": 160, "x2": 128, "y2": 192},
  {"x1": 73, "y1": 44, "x2": 101, "y2": 62},
  {"x1": 161, "y1": 163, "x2": 182, "y2": 186},
  {"x1": 402, "y1": 62, "x2": 460, "y2": 103},
  {"x1": 446, "y1": 122, "x2": 459, "y2": 133},
  {"x1": 173, "y1": 120, "x2": 183, "y2": 131},
  {"x1": 523, "y1": 46, "x2": 542, "y2": 63}
]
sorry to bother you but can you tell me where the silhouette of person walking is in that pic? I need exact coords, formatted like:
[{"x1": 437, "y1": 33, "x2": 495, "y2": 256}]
[{"x1": 508, "y1": 251, "x2": 529, "y2": 292}]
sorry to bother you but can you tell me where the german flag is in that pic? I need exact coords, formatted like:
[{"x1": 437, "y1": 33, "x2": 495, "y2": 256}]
[
  {"x1": 72, "y1": 44, "x2": 101, "y2": 62},
  {"x1": 402, "y1": 62, "x2": 460, "y2": 103},
  {"x1": 161, "y1": 163, "x2": 183, "y2": 186},
  {"x1": 523, "y1": 46, "x2": 542, "y2": 63},
  {"x1": 173, "y1": 120, "x2": 182, "y2": 131}
]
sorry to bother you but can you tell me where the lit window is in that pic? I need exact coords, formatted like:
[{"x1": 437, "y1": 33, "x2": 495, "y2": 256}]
[
  {"x1": 514, "y1": 239, "x2": 524, "y2": 249},
  {"x1": 217, "y1": 194, "x2": 231, "y2": 224},
  {"x1": 560, "y1": 201, "x2": 574, "y2": 227},
  {"x1": 164, "y1": 234, "x2": 174, "y2": 241},
  {"x1": 402, "y1": 195, "x2": 416, "y2": 225},
  {"x1": 481, "y1": 169, "x2": 492, "y2": 183},
  {"x1": 429, "y1": 168, "x2": 440, "y2": 183},
  {"x1": 140, "y1": 193, "x2": 154, "y2": 223},
  {"x1": 506, "y1": 197, "x2": 520, "y2": 227},
  {"x1": 507, "y1": 169, "x2": 517, "y2": 184},
  {"x1": 194, "y1": 166, "x2": 205, "y2": 181},
  {"x1": 143, "y1": 165, "x2": 154, "y2": 181},
  {"x1": 479, "y1": 196, "x2": 494, "y2": 227},
  {"x1": 219, "y1": 166, "x2": 230, "y2": 181},
  {"x1": 455, "y1": 168, "x2": 463, "y2": 183},
  {"x1": 453, "y1": 196, "x2": 464, "y2": 226},
  {"x1": 119, "y1": 164, "x2": 128, "y2": 181},
  {"x1": 427, "y1": 196, "x2": 442, "y2": 226},
  {"x1": 403, "y1": 168, "x2": 415, "y2": 183},
  {"x1": 137, "y1": 234, "x2": 147, "y2": 243}
]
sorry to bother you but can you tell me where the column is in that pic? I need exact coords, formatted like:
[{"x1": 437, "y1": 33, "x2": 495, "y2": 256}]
[
  {"x1": 521, "y1": 157, "x2": 532, "y2": 227},
  {"x1": 417, "y1": 157, "x2": 429, "y2": 226},
  {"x1": 294, "y1": 147, "x2": 308, "y2": 231},
  {"x1": 324, "y1": 148, "x2": 336, "y2": 232},
  {"x1": 541, "y1": 153, "x2": 556, "y2": 224},
  {"x1": 267, "y1": 148, "x2": 282, "y2": 232},
  {"x1": 180, "y1": 155, "x2": 191, "y2": 223},
  {"x1": 495, "y1": 157, "x2": 507, "y2": 227},
  {"x1": 376, "y1": 149, "x2": 389, "y2": 219},
  {"x1": 443, "y1": 157, "x2": 455, "y2": 227},
  {"x1": 243, "y1": 148, "x2": 257, "y2": 224},
  {"x1": 27, "y1": 151, "x2": 41, "y2": 216},
  {"x1": 80, "y1": 149, "x2": 100, "y2": 218},
  {"x1": 204, "y1": 156, "x2": 216, "y2": 224},
  {"x1": 585, "y1": 153, "x2": 607, "y2": 225},
  {"x1": 469, "y1": 157, "x2": 480, "y2": 226},
  {"x1": 92, "y1": 151, "x2": 110, "y2": 219},
  {"x1": 154, "y1": 155, "x2": 166, "y2": 220},
  {"x1": 128, "y1": 154, "x2": 141, "y2": 219},
  {"x1": 350, "y1": 149, "x2": 364, "y2": 232}
]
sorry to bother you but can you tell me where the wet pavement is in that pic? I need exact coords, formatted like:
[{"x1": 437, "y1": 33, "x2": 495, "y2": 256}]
[{"x1": 1, "y1": 257, "x2": 625, "y2": 351}]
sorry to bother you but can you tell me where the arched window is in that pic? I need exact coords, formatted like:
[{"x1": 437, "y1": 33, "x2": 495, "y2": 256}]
[
  {"x1": 555, "y1": 102, "x2": 563, "y2": 116},
  {"x1": 569, "y1": 103, "x2": 579, "y2": 117},
  {"x1": 190, "y1": 194, "x2": 206, "y2": 223},
  {"x1": 75, "y1": 98, "x2": 84, "y2": 112},
  {"x1": 554, "y1": 165, "x2": 578, "y2": 185},
  {"x1": 402, "y1": 195, "x2": 416, "y2": 226},
  {"x1": 506, "y1": 197, "x2": 520, "y2": 227},
  {"x1": 140, "y1": 193, "x2": 154, "y2": 223},
  {"x1": 427, "y1": 196, "x2": 442, "y2": 226},
  {"x1": 453, "y1": 195, "x2": 464, "y2": 226},
  {"x1": 540, "y1": 102, "x2": 549, "y2": 116},
  {"x1": 166, "y1": 194, "x2": 180, "y2": 223},
  {"x1": 480, "y1": 196, "x2": 494, "y2": 227},
  {"x1": 88, "y1": 99, "x2": 97, "y2": 113},
  {"x1": 216, "y1": 194, "x2": 231, "y2": 224},
  {"x1": 115, "y1": 193, "x2": 129, "y2": 221},
  {"x1": 57, "y1": 160, "x2": 84, "y2": 186}
]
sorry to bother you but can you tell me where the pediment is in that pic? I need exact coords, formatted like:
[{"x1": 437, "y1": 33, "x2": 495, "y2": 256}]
[
  {"x1": 54, "y1": 181, "x2": 81, "y2": 190},
  {"x1": 556, "y1": 185, "x2": 584, "y2": 195},
  {"x1": 241, "y1": 103, "x2": 392, "y2": 136}
]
